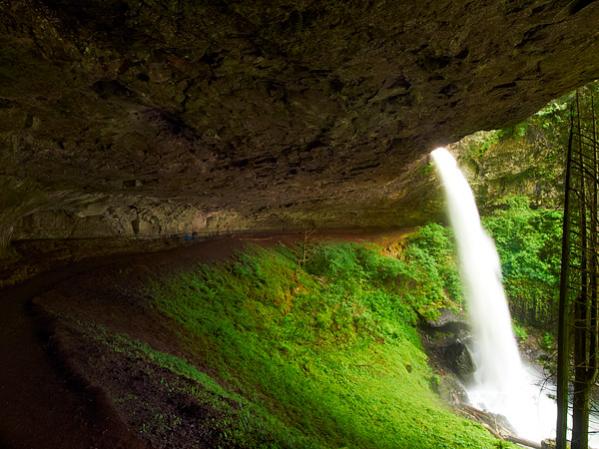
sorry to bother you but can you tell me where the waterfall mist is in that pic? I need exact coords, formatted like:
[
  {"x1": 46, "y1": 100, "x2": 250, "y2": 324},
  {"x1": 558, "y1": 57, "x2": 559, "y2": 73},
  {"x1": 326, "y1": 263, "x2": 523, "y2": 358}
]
[{"x1": 431, "y1": 147, "x2": 554, "y2": 442}]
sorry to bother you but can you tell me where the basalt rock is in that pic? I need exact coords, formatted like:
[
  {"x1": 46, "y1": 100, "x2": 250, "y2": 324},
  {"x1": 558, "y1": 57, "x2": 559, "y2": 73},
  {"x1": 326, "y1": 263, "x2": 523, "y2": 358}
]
[
  {"x1": 443, "y1": 338, "x2": 475, "y2": 381},
  {"x1": 421, "y1": 310, "x2": 475, "y2": 382},
  {"x1": 1, "y1": 0, "x2": 599, "y2": 242}
]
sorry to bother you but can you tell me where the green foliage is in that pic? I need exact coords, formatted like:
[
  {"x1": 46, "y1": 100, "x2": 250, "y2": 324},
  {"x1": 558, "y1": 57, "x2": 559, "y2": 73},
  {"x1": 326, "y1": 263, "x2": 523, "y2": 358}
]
[
  {"x1": 453, "y1": 83, "x2": 599, "y2": 331},
  {"x1": 398, "y1": 198, "x2": 561, "y2": 330},
  {"x1": 402, "y1": 223, "x2": 463, "y2": 317},
  {"x1": 497, "y1": 122, "x2": 528, "y2": 140},
  {"x1": 534, "y1": 97, "x2": 570, "y2": 121},
  {"x1": 461, "y1": 131, "x2": 500, "y2": 169},
  {"x1": 456, "y1": 88, "x2": 586, "y2": 212},
  {"x1": 398, "y1": 196, "x2": 561, "y2": 331},
  {"x1": 421, "y1": 161, "x2": 435, "y2": 176},
  {"x1": 83, "y1": 323, "x2": 310, "y2": 448},
  {"x1": 540, "y1": 332, "x2": 555, "y2": 352},
  {"x1": 482, "y1": 196, "x2": 562, "y2": 326},
  {"x1": 475, "y1": 131, "x2": 500, "y2": 157},
  {"x1": 148, "y1": 243, "x2": 503, "y2": 449},
  {"x1": 512, "y1": 323, "x2": 528, "y2": 342}
]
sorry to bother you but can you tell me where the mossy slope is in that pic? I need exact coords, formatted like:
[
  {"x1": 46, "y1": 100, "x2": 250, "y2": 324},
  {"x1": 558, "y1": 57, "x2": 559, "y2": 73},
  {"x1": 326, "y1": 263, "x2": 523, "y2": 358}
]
[{"x1": 137, "y1": 243, "x2": 505, "y2": 448}]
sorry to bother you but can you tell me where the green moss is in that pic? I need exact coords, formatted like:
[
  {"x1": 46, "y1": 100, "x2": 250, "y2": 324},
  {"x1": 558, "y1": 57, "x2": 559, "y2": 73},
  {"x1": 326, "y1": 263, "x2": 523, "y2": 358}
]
[
  {"x1": 79, "y1": 322, "x2": 315, "y2": 448},
  {"x1": 142, "y1": 243, "x2": 508, "y2": 448}
]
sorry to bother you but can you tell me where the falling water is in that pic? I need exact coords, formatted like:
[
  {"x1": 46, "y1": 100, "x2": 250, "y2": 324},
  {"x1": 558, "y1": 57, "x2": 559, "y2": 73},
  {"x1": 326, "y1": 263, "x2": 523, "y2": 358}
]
[{"x1": 431, "y1": 147, "x2": 555, "y2": 442}]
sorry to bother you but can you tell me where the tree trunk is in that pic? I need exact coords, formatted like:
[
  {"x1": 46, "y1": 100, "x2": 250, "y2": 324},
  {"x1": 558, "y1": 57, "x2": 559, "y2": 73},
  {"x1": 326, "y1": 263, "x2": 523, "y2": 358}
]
[
  {"x1": 570, "y1": 88, "x2": 599, "y2": 449},
  {"x1": 556, "y1": 105, "x2": 575, "y2": 449},
  {"x1": 589, "y1": 93, "x2": 598, "y2": 392}
]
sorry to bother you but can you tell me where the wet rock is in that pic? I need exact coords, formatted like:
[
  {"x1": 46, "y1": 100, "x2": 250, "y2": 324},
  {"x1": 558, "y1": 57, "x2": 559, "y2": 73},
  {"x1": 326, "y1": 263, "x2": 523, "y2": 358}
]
[
  {"x1": 541, "y1": 439, "x2": 557, "y2": 449},
  {"x1": 431, "y1": 371, "x2": 469, "y2": 406},
  {"x1": 420, "y1": 310, "x2": 475, "y2": 382},
  {"x1": 443, "y1": 338, "x2": 475, "y2": 381}
]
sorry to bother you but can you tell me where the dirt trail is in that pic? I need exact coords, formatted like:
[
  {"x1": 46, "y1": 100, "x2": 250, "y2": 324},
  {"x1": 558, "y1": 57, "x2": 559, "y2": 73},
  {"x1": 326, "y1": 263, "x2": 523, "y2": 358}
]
[
  {"x1": 0, "y1": 258, "x2": 148, "y2": 449},
  {"x1": 0, "y1": 231, "x2": 403, "y2": 449}
]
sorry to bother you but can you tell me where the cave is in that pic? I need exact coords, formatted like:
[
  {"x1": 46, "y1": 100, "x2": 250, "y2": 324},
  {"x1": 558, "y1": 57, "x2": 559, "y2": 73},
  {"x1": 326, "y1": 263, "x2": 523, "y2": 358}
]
[{"x1": 1, "y1": 1, "x2": 599, "y2": 448}]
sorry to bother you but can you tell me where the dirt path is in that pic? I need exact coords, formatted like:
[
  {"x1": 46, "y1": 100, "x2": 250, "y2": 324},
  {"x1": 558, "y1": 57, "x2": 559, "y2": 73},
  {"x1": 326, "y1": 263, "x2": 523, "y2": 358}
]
[
  {"x1": 0, "y1": 258, "x2": 148, "y2": 449},
  {"x1": 0, "y1": 230, "x2": 404, "y2": 449}
]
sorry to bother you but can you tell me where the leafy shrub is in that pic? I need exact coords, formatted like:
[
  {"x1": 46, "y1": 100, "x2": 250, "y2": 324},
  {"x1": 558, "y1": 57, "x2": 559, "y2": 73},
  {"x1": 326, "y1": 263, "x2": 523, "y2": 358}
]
[
  {"x1": 540, "y1": 332, "x2": 555, "y2": 352},
  {"x1": 402, "y1": 223, "x2": 463, "y2": 318},
  {"x1": 512, "y1": 323, "x2": 528, "y2": 342}
]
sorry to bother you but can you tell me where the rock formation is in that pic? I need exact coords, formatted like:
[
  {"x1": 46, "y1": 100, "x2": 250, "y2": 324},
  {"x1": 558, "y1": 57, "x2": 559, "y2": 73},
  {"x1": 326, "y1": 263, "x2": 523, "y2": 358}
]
[{"x1": 1, "y1": 0, "x2": 599, "y2": 241}]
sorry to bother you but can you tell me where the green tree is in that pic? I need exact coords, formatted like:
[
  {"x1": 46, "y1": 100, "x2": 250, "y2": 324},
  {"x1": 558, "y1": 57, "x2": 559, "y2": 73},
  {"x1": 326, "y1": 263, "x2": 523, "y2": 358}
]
[{"x1": 482, "y1": 196, "x2": 562, "y2": 327}]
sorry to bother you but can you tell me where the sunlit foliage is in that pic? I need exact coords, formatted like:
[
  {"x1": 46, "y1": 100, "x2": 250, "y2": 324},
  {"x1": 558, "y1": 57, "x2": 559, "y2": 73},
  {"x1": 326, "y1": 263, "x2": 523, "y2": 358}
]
[{"x1": 147, "y1": 243, "x2": 505, "y2": 449}]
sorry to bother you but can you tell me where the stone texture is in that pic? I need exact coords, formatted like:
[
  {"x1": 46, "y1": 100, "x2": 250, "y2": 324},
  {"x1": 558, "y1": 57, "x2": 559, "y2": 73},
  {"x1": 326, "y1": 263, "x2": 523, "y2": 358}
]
[
  {"x1": 420, "y1": 311, "x2": 474, "y2": 381},
  {"x1": 1, "y1": 0, "x2": 599, "y2": 240},
  {"x1": 451, "y1": 129, "x2": 566, "y2": 211}
]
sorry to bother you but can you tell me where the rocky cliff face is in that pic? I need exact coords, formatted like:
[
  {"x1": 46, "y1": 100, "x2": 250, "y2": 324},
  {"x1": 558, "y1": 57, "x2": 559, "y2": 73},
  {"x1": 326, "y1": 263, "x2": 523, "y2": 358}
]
[{"x1": 1, "y1": 0, "x2": 599, "y2": 242}]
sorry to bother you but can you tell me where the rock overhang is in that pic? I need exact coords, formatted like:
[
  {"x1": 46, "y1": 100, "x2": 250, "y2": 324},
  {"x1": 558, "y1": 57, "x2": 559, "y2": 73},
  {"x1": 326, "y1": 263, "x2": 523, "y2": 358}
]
[{"x1": 1, "y1": 0, "x2": 598, "y2": 240}]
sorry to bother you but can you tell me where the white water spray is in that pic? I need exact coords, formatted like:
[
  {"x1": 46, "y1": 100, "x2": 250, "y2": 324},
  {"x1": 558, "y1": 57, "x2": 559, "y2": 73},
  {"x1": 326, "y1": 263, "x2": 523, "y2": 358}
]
[{"x1": 431, "y1": 147, "x2": 554, "y2": 442}]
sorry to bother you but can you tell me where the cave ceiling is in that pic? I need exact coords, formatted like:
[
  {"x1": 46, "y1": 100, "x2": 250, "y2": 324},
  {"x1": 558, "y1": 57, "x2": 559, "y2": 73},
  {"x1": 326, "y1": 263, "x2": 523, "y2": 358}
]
[{"x1": 1, "y1": 0, "x2": 599, "y2": 238}]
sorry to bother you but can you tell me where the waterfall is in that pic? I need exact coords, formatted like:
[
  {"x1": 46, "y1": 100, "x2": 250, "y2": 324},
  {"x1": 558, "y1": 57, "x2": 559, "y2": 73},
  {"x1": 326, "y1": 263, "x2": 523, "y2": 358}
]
[{"x1": 431, "y1": 147, "x2": 553, "y2": 442}]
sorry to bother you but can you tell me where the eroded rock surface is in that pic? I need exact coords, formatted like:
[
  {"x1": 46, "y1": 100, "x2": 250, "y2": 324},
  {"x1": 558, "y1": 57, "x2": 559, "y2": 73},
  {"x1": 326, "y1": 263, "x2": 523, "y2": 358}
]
[
  {"x1": 1, "y1": 0, "x2": 598, "y2": 240},
  {"x1": 421, "y1": 309, "x2": 474, "y2": 382}
]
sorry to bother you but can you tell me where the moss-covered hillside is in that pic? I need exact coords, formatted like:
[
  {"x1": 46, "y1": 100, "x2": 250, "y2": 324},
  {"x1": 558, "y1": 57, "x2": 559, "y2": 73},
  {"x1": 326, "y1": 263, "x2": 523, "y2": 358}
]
[{"x1": 38, "y1": 239, "x2": 516, "y2": 449}]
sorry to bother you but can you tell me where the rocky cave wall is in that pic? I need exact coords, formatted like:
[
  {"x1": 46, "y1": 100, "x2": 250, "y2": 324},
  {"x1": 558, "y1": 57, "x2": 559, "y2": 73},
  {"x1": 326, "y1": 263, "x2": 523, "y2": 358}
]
[{"x1": 1, "y1": 0, "x2": 599, "y2": 243}]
